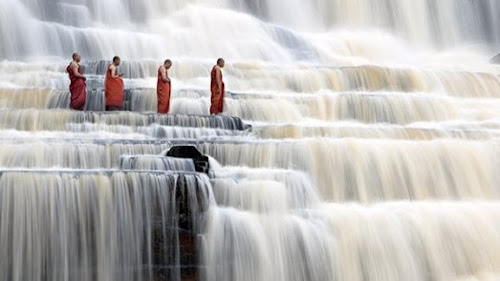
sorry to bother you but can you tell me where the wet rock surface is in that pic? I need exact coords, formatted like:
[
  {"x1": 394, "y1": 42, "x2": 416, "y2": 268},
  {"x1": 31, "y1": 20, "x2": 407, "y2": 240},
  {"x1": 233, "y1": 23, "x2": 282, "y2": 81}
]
[
  {"x1": 166, "y1": 146, "x2": 211, "y2": 174},
  {"x1": 491, "y1": 53, "x2": 500, "y2": 64}
]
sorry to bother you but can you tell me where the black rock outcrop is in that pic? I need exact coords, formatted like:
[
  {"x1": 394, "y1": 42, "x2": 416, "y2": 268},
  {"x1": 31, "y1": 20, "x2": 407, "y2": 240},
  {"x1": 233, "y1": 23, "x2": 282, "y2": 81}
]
[{"x1": 166, "y1": 146, "x2": 210, "y2": 174}]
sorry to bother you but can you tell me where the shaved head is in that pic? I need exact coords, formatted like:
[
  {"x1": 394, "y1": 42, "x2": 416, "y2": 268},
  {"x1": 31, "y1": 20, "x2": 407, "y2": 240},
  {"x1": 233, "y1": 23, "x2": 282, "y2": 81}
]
[
  {"x1": 112, "y1": 56, "x2": 121, "y2": 66},
  {"x1": 164, "y1": 59, "x2": 172, "y2": 70},
  {"x1": 72, "y1": 52, "x2": 81, "y2": 62},
  {"x1": 217, "y1": 58, "x2": 225, "y2": 68}
]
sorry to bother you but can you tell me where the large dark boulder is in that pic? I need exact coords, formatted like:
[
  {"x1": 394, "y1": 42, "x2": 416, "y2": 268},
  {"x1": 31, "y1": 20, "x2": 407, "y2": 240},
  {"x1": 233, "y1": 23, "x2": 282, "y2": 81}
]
[
  {"x1": 166, "y1": 146, "x2": 210, "y2": 174},
  {"x1": 490, "y1": 53, "x2": 500, "y2": 64}
]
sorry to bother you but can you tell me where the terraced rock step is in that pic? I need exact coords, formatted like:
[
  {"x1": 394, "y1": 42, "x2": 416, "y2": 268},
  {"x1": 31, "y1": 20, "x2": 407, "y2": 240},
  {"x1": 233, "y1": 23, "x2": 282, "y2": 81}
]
[
  {"x1": 120, "y1": 155, "x2": 197, "y2": 172},
  {"x1": 120, "y1": 146, "x2": 211, "y2": 174},
  {"x1": 0, "y1": 109, "x2": 251, "y2": 131},
  {"x1": 491, "y1": 53, "x2": 500, "y2": 64},
  {"x1": 5, "y1": 86, "x2": 500, "y2": 126}
]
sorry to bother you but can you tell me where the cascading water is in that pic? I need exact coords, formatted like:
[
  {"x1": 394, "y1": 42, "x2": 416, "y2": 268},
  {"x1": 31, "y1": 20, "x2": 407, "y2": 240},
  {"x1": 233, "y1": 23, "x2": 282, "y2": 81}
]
[{"x1": 1, "y1": 0, "x2": 500, "y2": 280}]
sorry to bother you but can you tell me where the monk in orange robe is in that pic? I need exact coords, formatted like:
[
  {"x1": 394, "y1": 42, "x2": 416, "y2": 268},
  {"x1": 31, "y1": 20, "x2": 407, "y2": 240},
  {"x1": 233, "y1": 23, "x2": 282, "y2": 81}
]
[
  {"x1": 210, "y1": 58, "x2": 225, "y2": 115},
  {"x1": 66, "y1": 53, "x2": 87, "y2": 110},
  {"x1": 105, "y1": 56, "x2": 124, "y2": 111},
  {"x1": 157, "y1": 59, "x2": 172, "y2": 114}
]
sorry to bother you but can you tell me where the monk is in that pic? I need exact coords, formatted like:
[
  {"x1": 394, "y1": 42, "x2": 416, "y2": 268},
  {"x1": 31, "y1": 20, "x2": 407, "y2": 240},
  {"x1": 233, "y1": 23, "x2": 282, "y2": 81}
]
[
  {"x1": 66, "y1": 53, "x2": 87, "y2": 110},
  {"x1": 210, "y1": 58, "x2": 225, "y2": 115},
  {"x1": 105, "y1": 56, "x2": 124, "y2": 111},
  {"x1": 157, "y1": 59, "x2": 172, "y2": 114}
]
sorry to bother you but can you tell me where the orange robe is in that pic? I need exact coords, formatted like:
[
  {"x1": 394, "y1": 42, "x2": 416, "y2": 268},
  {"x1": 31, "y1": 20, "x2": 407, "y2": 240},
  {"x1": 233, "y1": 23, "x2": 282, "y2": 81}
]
[
  {"x1": 66, "y1": 63, "x2": 86, "y2": 110},
  {"x1": 210, "y1": 65, "x2": 225, "y2": 115},
  {"x1": 157, "y1": 67, "x2": 171, "y2": 114},
  {"x1": 105, "y1": 64, "x2": 124, "y2": 108}
]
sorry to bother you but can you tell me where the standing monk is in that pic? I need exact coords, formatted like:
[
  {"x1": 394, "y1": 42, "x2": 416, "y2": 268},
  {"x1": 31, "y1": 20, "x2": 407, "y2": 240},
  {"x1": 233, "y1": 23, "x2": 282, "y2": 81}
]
[
  {"x1": 210, "y1": 58, "x2": 225, "y2": 115},
  {"x1": 157, "y1": 59, "x2": 172, "y2": 114},
  {"x1": 66, "y1": 53, "x2": 87, "y2": 110},
  {"x1": 105, "y1": 56, "x2": 124, "y2": 111}
]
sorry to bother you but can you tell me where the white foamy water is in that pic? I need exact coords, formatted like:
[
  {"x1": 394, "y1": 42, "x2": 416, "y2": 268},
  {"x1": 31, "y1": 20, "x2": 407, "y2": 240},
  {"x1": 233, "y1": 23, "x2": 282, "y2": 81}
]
[{"x1": 1, "y1": 0, "x2": 500, "y2": 280}]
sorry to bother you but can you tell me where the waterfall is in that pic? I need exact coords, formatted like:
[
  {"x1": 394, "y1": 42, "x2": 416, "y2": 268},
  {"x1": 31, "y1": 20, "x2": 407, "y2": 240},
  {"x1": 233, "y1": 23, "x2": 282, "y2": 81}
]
[
  {"x1": 0, "y1": 171, "x2": 214, "y2": 281},
  {"x1": 1, "y1": 0, "x2": 500, "y2": 280},
  {"x1": 2, "y1": 0, "x2": 500, "y2": 60}
]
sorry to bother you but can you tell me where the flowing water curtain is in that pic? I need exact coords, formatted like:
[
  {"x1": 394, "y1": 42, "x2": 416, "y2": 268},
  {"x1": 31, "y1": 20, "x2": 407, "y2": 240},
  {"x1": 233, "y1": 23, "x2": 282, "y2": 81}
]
[
  {"x1": 197, "y1": 140, "x2": 500, "y2": 202},
  {"x1": 2, "y1": 0, "x2": 500, "y2": 60},
  {"x1": 0, "y1": 171, "x2": 214, "y2": 281},
  {"x1": 247, "y1": 0, "x2": 500, "y2": 45},
  {"x1": 1, "y1": 1, "x2": 500, "y2": 281},
  {"x1": 0, "y1": 138, "x2": 498, "y2": 202},
  {"x1": 202, "y1": 202, "x2": 500, "y2": 281},
  {"x1": 0, "y1": 110, "x2": 248, "y2": 131},
  {"x1": 120, "y1": 155, "x2": 197, "y2": 171}
]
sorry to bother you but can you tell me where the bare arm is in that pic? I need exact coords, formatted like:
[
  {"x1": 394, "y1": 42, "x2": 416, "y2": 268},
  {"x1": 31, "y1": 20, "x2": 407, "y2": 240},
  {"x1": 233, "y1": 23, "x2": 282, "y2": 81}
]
[
  {"x1": 160, "y1": 67, "x2": 170, "y2": 83},
  {"x1": 110, "y1": 65, "x2": 123, "y2": 78},
  {"x1": 71, "y1": 62, "x2": 85, "y2": 79}
]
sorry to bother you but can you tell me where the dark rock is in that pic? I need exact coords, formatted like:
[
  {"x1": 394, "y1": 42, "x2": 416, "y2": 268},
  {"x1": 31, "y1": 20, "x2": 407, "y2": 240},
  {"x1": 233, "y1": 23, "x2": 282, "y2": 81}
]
[
  {"x1": 166, "y1": 146, "x2": 210, "y2": 174},
  {"x1": 490, "y1": 53, "x2": 500, "y2": 64},
  {"x1": 145, "y1": 172, "x2": 210, "y2": 281}
]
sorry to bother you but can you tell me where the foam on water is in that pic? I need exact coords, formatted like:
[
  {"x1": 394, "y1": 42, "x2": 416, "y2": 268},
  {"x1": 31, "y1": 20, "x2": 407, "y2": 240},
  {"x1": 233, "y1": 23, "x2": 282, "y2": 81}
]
[{"x1": 1, "y1": 0, "x2": 500, "y2": 280}]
